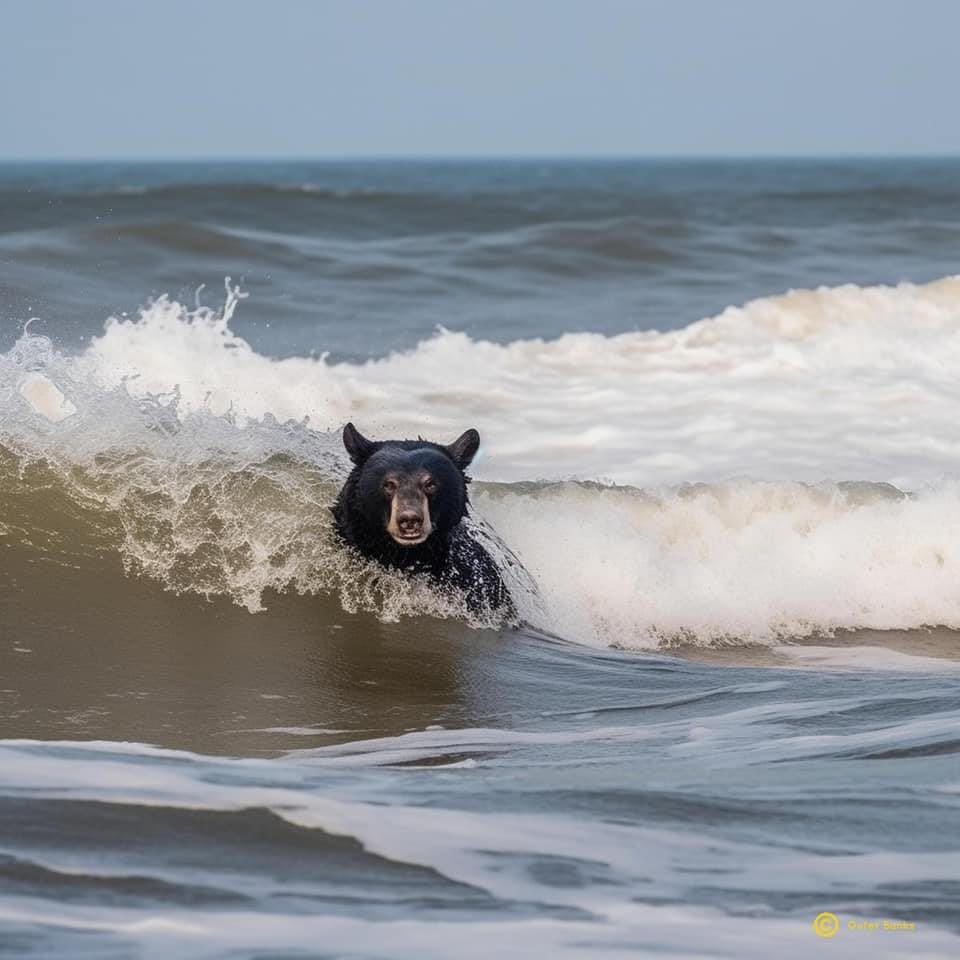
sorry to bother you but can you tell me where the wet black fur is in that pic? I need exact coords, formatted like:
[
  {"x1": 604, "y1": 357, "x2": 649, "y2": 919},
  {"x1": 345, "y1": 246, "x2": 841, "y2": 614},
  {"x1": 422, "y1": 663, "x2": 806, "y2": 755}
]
[{"x1": 332, "y1": 425, "x2": 512, "y2": 615}]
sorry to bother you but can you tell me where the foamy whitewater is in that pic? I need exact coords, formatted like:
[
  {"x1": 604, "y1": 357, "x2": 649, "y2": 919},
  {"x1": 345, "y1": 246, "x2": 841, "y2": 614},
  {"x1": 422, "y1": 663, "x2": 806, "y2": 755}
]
[
  {"x1": 6, "y1": 277, "x2": 960, "y2": 647},
  {"x1": 85, "y1": 275, "x2": 960, "y2": 488},
  {"x1": 3, "y1": 160, "x2": 960, "y2": 958}
]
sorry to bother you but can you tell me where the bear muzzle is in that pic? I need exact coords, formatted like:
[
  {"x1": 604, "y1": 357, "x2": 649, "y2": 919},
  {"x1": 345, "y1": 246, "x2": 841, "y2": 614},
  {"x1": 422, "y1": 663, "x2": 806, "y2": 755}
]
[{"x1": 387, "y1": 493, "x2": 433, "y2": 546}]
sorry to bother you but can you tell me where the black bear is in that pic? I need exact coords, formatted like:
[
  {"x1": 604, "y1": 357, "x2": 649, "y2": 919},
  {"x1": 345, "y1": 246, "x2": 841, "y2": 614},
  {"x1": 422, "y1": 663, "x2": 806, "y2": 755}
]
[{"x1": 332, "y1": 423, "x2": 513, "y2": 615}]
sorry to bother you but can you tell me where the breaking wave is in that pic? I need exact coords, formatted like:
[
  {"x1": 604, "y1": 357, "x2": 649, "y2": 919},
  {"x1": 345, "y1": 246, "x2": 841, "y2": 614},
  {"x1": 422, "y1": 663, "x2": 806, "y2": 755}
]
[{"x1": 5, "y1": 277, "x2": 960, "y2": 648}]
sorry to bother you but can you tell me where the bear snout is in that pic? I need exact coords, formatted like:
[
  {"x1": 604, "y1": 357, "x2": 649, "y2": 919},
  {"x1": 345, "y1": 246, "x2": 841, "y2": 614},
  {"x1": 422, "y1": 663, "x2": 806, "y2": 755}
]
[{"x1": 387, "y1": 493, "x2": 433, "y2": 546}]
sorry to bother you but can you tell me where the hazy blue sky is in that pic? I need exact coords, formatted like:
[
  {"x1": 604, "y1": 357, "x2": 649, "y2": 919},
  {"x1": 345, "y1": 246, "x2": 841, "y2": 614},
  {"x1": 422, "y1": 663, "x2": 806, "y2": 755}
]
[{"x1": 2, "y1": 0, "x2": 958, "y2": 159}]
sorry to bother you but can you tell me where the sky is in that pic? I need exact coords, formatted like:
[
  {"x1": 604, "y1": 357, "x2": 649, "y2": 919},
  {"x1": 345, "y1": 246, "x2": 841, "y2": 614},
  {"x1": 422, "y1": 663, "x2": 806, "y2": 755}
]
[{"x1": 1, "y1": 0, "x2": 958, "y2": 159}]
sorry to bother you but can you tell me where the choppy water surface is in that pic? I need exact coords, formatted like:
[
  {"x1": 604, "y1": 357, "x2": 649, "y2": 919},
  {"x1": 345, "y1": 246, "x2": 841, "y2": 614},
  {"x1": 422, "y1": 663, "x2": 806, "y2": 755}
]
[{"x1": 2, "y1": 160, "x2": 960, "y2": 957}]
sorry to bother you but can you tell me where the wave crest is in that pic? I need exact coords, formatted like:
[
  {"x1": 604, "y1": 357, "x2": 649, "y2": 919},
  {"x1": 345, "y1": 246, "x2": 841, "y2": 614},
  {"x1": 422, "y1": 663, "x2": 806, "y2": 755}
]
[
  {"x1": 70, "y1": 274, "x2": 960, "y2": 489},
  {"x1": 6, "y1": 277, "x2": 960, "y2": 647}
]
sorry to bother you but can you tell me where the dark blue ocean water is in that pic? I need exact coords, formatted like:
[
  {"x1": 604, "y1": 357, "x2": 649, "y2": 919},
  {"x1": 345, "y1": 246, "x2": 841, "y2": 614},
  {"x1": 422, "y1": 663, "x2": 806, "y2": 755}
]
[{"x1": 3, "y1": 157, "x2": 959, "y2": 360}]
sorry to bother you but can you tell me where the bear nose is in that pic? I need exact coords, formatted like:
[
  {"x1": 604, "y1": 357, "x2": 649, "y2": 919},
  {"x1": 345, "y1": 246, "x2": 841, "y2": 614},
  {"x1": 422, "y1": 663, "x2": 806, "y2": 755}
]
[{"x1": 397, "y1": 510, "x2": 423, "y2": 534}]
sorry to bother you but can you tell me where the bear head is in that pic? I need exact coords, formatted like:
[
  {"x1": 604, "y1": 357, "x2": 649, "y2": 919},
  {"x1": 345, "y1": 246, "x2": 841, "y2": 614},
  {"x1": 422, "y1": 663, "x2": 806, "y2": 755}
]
[{"x1": 335, "y1": 422, "x2": 480, "y2": 550}]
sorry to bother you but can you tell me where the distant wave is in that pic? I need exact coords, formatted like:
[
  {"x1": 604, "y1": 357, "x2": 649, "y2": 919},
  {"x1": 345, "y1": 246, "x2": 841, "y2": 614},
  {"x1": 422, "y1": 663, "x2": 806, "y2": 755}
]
[{"x1": 0, "y1": 180, "x2": 393, "y2": 203}]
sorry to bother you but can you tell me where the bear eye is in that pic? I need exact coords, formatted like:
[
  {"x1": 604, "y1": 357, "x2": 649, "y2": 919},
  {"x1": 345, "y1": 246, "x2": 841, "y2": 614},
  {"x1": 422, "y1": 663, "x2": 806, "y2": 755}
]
[
  {"x1": 382, "y1": 478, "x2": 398, "y2": 495},
  {"x1": 422, "y1": 477, "x2": 437, "y2": 494}
]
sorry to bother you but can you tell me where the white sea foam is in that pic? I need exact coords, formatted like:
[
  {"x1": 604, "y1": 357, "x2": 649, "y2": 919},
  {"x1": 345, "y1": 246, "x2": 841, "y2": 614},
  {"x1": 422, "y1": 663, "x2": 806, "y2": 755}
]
[
  {"x1": 18, "y1": 372, "x2": 76, "y2": 422},
  {"x1": 3, "y1": 899, "x2": 951, "y2": 960},
  {"x1": 774, "y1": 643, "x2": 960, "y2": 672},
  {"x1": 82, "y1": 276, "x2": 960, "y2": 488},
  {"x1": 0, "y1": 737, "x2": 957, "y2": 959},
  {"x1": 479, "y1": 478, "x2": 960, "y2": 647},
  {"x1": 6, "y1": 277, "x2": 960, "y2": 647}
]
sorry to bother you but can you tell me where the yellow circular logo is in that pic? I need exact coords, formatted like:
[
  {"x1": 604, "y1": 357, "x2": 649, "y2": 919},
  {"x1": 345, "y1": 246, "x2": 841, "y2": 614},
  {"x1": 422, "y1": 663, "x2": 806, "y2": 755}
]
[{"x1": 813, "y1": 912, "x2": 840, "y2": 938}]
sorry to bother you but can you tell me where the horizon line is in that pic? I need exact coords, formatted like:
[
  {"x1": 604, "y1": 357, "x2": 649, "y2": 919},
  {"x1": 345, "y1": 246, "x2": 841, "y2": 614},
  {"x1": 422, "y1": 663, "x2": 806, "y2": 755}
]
[{"x1": 2, "y1": 151, "x2": 960, "y2": 164}]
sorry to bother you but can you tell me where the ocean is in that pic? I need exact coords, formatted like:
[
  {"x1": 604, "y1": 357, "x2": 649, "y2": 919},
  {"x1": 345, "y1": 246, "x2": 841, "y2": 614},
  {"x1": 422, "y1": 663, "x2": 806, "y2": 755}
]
[{"x1": 1, "y1": 158, "x2": 960, "y2": 958}]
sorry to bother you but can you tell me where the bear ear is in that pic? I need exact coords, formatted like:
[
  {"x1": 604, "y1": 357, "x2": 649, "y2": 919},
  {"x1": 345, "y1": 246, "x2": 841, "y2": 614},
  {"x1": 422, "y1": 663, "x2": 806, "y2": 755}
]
[
  {"x1": 343, "y1": 422, "x2": 375, "y2": 465},
  {"x1": 446, "y1": 428, "x2": 480, "y2": 471}
]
